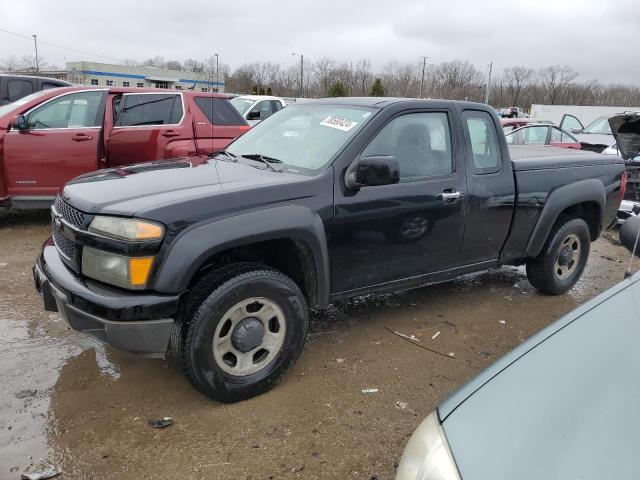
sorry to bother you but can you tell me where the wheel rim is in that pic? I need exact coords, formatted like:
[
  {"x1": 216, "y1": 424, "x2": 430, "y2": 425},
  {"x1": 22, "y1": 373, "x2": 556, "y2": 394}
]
[
  {"x1": 401, "y1": 217, "x2": 428, "y2": 239},
  {"x1": 212, "y1": 297, "x2": 286, "y2": 376},
  {"x1": 554, "y1": 233, "x2": 581, "y2": 280}
]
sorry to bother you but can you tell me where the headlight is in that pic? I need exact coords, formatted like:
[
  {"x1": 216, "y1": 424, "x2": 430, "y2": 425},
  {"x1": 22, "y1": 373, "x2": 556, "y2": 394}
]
[
  {"x1": 82, "y1": 247, "x2": 154, "y2": 290},
  {"x1": 396, "y1": 411, "x2": 461, "y2": 480},
  {"x1": 89, "y1": 216, "x2": 164, "y2": 241}
]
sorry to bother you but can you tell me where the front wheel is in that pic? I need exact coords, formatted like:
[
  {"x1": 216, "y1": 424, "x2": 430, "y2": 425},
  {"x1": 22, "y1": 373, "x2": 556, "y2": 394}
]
[
  {"x1": 172, "y1": 267, "x2": 308, "y2": 402},
  {"x1": 526, "y1": 217, "x2": 591, "y2": 295}
]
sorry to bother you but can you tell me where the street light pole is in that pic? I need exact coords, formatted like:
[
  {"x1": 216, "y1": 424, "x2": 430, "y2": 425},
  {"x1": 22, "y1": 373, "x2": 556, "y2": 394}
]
[
  {"x1": 32, "y1": 34, "x2": 39, "y2": 72},
  {"x1": 214, "y1": 53, "x2": 219, "y2": 93},
  {"x1": 419, "y1": 56, "x2": 429, "y2": 98}
]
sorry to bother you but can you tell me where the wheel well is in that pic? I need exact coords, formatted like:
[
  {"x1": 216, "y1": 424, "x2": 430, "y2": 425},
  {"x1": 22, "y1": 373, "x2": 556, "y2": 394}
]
[
  {"x1": 558, "y1": 201, "x2": 601, "y2": 240},
  {"x1": 187, "y1": 238, "x2": 318, "y2": 306}
]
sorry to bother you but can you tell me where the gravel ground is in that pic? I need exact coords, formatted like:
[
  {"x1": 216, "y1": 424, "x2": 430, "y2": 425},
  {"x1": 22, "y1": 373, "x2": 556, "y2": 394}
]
[{"x1": 0, "y1": 209, "x2": 636, "y2": 479}]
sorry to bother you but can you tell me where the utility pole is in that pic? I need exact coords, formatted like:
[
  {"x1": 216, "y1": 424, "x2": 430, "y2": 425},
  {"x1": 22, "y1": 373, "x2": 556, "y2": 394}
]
[
  {"x1": 32, "y1": 34, "x2": 39, "y2": 72},
  {"x1": 484, "y1": 61, "x2": 493, "y2": 104},
  {"x1": 419, "y1": 56, "x2": 429, "y2": 98},
  {"x1": 214, "y1": 53, "x2": 219, "y2": 93},
  {"x1": 291, "y1": 53, "x2": 304, "y2": 97},
  {"x1": 300, "y1": 54, "x2": 304, "y2": 97}
]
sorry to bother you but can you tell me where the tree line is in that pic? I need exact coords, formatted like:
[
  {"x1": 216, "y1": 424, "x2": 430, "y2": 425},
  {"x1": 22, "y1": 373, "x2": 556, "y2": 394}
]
[{"x1": 2, "y1": 53, "x2": 640, "y2": 108}]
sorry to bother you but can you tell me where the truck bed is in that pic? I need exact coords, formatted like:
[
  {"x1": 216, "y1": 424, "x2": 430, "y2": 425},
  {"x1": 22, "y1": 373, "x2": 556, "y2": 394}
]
[{"x1": 509, "y1": 145, "x2": 624, "y2": 171}]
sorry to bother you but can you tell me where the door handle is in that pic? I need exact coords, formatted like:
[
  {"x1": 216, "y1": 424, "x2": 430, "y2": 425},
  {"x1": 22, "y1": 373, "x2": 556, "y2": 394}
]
[
  {"x1": 161, "y1": 130, "x2": 180, "y2": 137},
  {"x1": 440, "y1": 190, "x2": 463, "y2": 202},
  {"x1": 72, "y1": 133, "x2": 93, "y2": 141}
]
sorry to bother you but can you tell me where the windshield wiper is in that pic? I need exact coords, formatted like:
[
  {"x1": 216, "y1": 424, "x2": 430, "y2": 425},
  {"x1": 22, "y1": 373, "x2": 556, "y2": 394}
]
[
  {"x1": 239, "y1": 153, "x2": 283, "y2": 172},
  {"x1": 211, "y1": 150, "x2": 238, "y2": 162}
]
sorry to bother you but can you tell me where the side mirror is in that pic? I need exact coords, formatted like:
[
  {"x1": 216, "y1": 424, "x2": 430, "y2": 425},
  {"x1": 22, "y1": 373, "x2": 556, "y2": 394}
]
[
  {"x1": 12, "y1": 114, "x2": 28, "y2": 131},
  {"x1": 571, "y1": 128, "x2": 581, "y2": 134},
  {"x1": 247, "y1": 110, "x2": 261, "y2": 121},
  {"x1": 346, "y1": 155, "x2": 400, "y2": 189}
]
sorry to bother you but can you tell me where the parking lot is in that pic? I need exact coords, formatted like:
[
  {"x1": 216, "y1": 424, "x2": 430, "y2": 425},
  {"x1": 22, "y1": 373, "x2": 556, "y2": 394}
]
[{"x1": 1, "y1": 208, "x2": 636, "y2": 479}]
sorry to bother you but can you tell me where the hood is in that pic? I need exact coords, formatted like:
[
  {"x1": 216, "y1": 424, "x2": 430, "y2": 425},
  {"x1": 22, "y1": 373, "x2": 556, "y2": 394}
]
[
  {"x1": 438, "y1": 274, "x2": 640, "y2": 479},
  {"x1": 572, "y1": 132, "x2": 614, "y2": 151},
  {"x1": 62, "y1": 156, "x2": 320, "y2": 222},
  {"x1": 609, "y1": 113, "x2": 640, "y2": 161}
]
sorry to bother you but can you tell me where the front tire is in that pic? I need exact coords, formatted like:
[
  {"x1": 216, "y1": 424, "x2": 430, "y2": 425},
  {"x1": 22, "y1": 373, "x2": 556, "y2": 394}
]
[
  {"x1": 526, "y1": 217, "x2": 591, "y2": 295},
  {"x1": 172, "y1": 267, "x2": 308, "y2": 402}
]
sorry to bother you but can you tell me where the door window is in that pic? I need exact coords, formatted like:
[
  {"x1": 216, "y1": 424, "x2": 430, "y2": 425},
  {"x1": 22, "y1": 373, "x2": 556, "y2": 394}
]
[
  {"x1": 194, "y1": 97, "x2": 246, "y2": 125},
  {"x1": 561, "y1": 131, "x2": 578, "y2": 143},
  {"x1": 560, "y1": 114, "x2": 583, "y2": 133},
  {"x1": 362, "y1": 112, "x2": 453, "y2": 181},
  {"x1": 270, "y1": 100, "x2": 283, "y2": 113},
  {"x1": 26, "y1": 91, "x2": 104, "y2": 129},
  {"x1": 522, "y1": 125, "x2": 549, "y2": 144},
  {"x1": 463, "y1": 111, "x2": 500, "y2": 173},
  {"x1": 249, "y1": 101, "x2": 275, "y2": 121},
  {"x1": 8, "y1": 79, "x2": 34, "y2": 102},
  {"x1": 115, "y1": 94, "x2": 183, "y2": 127},
  {"x1": 550, "y1": 127, "x2": 562, "y2": 143}
]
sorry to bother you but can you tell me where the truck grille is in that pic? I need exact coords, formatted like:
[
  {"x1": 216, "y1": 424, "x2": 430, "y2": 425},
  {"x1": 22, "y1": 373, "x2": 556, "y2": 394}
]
[
  {"x1": 52, "y1": 223, "x2": 75, "y2": 260},
  {"x1": 54, "y1": 195, "x2": 86, "y2": 228}
]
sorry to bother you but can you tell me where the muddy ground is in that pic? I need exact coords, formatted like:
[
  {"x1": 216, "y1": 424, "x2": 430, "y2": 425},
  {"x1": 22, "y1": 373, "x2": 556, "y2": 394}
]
[{"x1": 0, "y1": 209, "x2": 636, "y2": 480}]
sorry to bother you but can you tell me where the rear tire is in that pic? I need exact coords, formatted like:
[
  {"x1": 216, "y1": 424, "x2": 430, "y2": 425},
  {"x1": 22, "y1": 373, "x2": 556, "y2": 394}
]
[
  {"x1": 526, "y1": 217, "x2": 591, "y2": 295},
  {"x1": 171, "y1": 266, "x2": 308, "y2": 402}
]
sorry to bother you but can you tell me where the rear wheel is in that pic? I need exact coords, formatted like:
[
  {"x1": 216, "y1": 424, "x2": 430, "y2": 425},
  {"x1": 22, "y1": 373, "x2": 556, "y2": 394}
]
[
  {"x1": 526, "y1": 217, "x2": 591, "y2": 295},
  {"x1": 171, "y1": 266, "x2": 308, "y2": 402}
]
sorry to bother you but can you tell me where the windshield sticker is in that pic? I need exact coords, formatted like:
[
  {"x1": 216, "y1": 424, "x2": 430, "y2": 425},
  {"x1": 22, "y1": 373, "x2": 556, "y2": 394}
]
[{"x1": 320, "y1": 116, "x2": 358, "y2": 132}]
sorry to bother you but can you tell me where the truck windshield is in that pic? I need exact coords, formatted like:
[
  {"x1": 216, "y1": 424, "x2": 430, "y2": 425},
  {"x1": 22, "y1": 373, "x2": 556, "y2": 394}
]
[
  {"x1": 0, "y1": 90, "x2": 50, "y2": 118},
  {"x1": 230, "y1": 97, "x2": 255, "y2": 115},
  {"x1": 226, "y1": 104, "x2": 375, "y2": 173}
]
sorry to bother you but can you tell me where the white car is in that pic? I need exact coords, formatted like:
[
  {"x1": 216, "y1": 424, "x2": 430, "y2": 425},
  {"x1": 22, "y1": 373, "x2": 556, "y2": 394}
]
[{"x1": 229, "y1": 95, "x2": 286, "y2": 126}]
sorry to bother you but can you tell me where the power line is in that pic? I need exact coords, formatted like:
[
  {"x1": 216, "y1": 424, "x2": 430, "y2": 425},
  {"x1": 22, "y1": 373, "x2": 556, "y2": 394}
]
[{"x1": 0, "y1": 26, "x2": 124, "y2": 63}]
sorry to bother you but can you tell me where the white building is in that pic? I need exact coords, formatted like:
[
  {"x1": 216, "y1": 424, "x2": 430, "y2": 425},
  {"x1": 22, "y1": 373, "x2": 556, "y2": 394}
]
[{"x1": 65, "y1": 61, "x2": 224, "y2": 92}]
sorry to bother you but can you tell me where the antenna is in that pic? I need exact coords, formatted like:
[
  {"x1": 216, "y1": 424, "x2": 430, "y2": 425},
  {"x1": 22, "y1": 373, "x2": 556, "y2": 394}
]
[{"x1": 624, "y1": 223, "x2": 640, "y2": 279}]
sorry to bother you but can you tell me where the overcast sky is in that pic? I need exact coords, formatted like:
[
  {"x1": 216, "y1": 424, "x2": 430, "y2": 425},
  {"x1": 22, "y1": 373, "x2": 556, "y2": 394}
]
[{"x1": 1, "y1": 0, "x2": 638, "y2": 84}]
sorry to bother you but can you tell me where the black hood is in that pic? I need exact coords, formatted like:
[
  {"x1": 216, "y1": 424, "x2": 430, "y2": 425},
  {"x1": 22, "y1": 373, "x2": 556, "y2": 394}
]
[
  {"x1": 609, "y1": 113, "x2": 640, "y2": 161},
  {"x1": 61, "y1": 156, "x2": 321, "y2": 223}
]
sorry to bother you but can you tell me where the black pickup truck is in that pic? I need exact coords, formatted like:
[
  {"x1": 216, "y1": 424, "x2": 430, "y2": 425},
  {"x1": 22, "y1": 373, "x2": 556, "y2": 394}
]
[{"x1": 34, "y1": 98, "x2": 625, "y2": 402}]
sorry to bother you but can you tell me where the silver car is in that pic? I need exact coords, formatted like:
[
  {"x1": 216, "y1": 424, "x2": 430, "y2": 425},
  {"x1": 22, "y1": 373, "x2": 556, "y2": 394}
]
[{"x1": 397, "y1": 206, "x2": 640, "y2": 479}]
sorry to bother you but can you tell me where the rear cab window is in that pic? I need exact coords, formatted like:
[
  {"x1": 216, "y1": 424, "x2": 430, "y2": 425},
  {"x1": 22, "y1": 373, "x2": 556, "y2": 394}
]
[
  {"x1": 7, "y1": 79, "x2": 34, "y2": 102},
  {"x1": 463, "y1": 110, "x2": 501, "y2": 174},
  {"x1": 114, "y1": 93, "x2": 183, "y2": 127},
  {"x1": 194, "y1": 97, "x2": 246, "y2": 125}
]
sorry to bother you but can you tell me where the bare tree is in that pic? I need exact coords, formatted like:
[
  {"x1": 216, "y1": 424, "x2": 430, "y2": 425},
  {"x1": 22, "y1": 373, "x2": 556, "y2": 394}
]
[
  {"x1": 165, "y1": 60, "x2": 183, "y2": 71},
  {"x1": 354, "y1": 59, "x2": 372, "y2": 96},
  {"x1": 503, "y1": 66, "x2": 534, "y2": 106},
  {"x1": 142, "y1": 55, "x2": 166, "y2": 69},
  {"x1": 382, "y1": 61, "x2": 417, "y2": 97},
  {"x1": 538, "y1": 65, "x2": 578, "y2": 104},
  {"x1": 313, "y1": 57, "x2": 337, "y2": 96},
  {"x1": 184, "y1": 59, "x2": 205, "y2": 73},
  {"x1": 432, "y1": 61, "x2": 484, "y2": 100}
]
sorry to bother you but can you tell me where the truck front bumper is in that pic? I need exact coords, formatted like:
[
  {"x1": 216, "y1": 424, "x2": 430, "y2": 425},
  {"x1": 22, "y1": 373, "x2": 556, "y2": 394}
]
[{"x1": 34, "y1": 242, "x2": 180, "y2": 354}]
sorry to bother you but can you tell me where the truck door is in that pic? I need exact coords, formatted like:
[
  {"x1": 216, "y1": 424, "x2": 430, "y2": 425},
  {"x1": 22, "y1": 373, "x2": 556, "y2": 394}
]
[
  {"x1": 458, "y1": 109, "x2": 515, "y2": 264},
  {"x1": 3, "y1": 90, "x2": 106, "y2": 198},
  {"x1": 332, "y1": 109, "x2": 468, "y2": 293},
  {"x1": 106, "y1": 92, "x2": 190, "y2": 167}
]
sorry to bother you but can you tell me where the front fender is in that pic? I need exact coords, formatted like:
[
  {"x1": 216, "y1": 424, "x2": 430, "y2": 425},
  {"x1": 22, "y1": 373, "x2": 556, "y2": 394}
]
[
  {"x1": 153, "y1": 205, "x2": 330, "y2": 306},
  {"x1": 525, "y1": 179, "x2": 605, "y2": 258}
]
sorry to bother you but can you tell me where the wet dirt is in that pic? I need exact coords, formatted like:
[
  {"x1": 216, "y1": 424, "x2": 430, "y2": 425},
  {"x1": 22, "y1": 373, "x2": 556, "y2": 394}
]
[{"x1": 1, "y1": 210, "x2": 637, "y2": 479}]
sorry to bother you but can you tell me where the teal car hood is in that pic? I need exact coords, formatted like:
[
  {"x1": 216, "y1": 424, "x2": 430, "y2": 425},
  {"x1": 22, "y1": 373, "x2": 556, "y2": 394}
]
[{"x1": 440, "y1": 273, "x2": 640, "y2": 479}]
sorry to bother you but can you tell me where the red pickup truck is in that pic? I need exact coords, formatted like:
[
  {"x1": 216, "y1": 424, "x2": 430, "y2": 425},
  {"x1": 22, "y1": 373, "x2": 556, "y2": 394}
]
[{"x1": 0, "y1": 86, "x2": 250, "y2": 208}]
